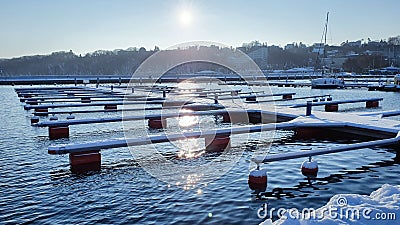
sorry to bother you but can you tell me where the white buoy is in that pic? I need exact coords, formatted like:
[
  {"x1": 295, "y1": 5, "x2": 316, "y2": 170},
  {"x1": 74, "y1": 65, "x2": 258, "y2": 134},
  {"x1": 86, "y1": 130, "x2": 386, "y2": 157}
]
[
  {"x1": 301, "y1": 156, "x2": 318, "y2": 177},
  {"x1": 248, "y1": 166, "x2": 268, "y2": 192}
]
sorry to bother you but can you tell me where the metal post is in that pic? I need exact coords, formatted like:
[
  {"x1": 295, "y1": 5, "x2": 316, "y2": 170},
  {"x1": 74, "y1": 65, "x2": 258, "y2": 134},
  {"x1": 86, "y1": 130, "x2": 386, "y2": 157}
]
[{"x1": 306, "y1": 101, "x2": 312, "y2": 116}]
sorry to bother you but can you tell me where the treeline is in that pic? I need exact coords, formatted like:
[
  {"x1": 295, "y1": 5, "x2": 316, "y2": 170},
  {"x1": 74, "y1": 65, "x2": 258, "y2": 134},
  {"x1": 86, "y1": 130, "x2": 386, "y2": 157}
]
[
  {"x1": 1, "y1": 35, "x2": 399, "y2": 75},
  {"x1": 0, "y1": 47, "x2": 319, "y2": 75},
  {"x1": 0, "y1": 49, "x2": 153, "y2": 76}
]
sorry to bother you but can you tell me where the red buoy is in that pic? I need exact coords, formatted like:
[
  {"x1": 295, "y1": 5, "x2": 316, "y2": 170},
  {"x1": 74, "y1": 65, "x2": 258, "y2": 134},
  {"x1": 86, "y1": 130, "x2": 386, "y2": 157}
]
[
  {"x1": 248, "y1": 168, "x2": 268, "y2": 192},
  {"x1": 301, "y1": 157, "x2": 318, "y2": 177}
]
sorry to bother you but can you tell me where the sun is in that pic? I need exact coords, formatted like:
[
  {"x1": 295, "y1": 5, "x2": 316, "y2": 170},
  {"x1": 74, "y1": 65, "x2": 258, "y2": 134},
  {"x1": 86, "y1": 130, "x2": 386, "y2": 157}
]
[{"x1": 180, "y1": 10, "x2": 193, "y2": 26}]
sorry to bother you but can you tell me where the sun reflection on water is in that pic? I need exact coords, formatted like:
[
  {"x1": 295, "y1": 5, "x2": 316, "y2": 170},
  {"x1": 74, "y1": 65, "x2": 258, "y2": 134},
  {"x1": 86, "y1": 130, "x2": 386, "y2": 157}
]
[
  {"x1": 176, "y1": 138, "x2": 205, "y2": 159},
  {"x1": 178, "y1": 109, "x2": 199, "y2": 128}
]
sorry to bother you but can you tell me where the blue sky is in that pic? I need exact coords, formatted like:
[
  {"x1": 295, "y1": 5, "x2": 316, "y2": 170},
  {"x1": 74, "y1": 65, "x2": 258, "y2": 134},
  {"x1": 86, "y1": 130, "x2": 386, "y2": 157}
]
[{"x1": 1, "y1": 0, "x2": 399, "y2": 58}]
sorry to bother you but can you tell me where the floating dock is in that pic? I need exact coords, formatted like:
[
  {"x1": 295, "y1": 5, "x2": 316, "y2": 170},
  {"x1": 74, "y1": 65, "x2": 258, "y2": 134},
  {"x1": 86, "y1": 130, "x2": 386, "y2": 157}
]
[{"x1": 12, "y1": 84, "x2": 400, "y2": 177}]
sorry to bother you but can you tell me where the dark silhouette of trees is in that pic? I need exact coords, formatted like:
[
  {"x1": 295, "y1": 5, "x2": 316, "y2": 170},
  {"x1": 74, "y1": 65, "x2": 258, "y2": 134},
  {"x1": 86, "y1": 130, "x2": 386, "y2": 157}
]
[
  {"x1": 267, "y1": 46, "x2": 315, "y2": 69},
  {"x1": 0, "y1": 49, "x2": 153, "y2": 75},
  {"x1": 1, "y1": 35, "x2": 398, "y2": 75},
  {"x1": 343, "y1": 55, "x2": 388, "y2": 73}
]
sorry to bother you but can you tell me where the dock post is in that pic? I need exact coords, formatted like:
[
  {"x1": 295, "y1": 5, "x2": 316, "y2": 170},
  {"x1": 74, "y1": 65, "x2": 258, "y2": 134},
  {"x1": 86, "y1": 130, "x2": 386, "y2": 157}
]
[
  {"x1": 74, "y1": 78, "x2": 77, "y2": 86},
  {"x1": 163, "y1": 90, "x2": 166, "y2": 98},
  {"x1": 104, "y1": 104, "x2": 117, "y2": 110},
  {"x1": 282, "y1": 94, "x2": 292, "y2": 100},
  {"x1": 81, "y1": 97, "x2": 91, "y2": 103},
  {"x1": 325, "y1": 104, "x2": 339, "y2": 112},
  {"x1": 366, "y1": 100, "x2": 379, "y2": 108},
  {"x1": 214, "y1": 95, "x2": 219, "y2": 104},
  {"x1": 31, "y1": 116, "x2": 40, "y2": 124},
  {"x1": 49, "y1": 126, "x2": 69, "y2": 140},
  {"x1": 26, "y1": 100, "x2": 38, "y2": 105},
  {"x1": 69, "y1": 150, "x2": 101, "y2": 174},
  {"x1": 148, "y1": 117, "x2": 167, "y2": 129},
  {"x1": 306, "y1": 101, "x2": 312, "y2": 116},
  {"x1": 35, "y1": 108, "x2": 48, "y2": 116},
  {"x1": 246, "y1": 96, "x2": 257, "y2": 102},
  {"x1": 199, "y1": 92, "x2": 207, "y2": 97},
  {"x1": 248, "y1": 111, "x2": 261, "y2": 124},
  {"x1": 96, "y1": 78, "x2": 99, "y2": 88},
  {"x1": 205, "y1": 135, "x2": 230, "y2": 152}
]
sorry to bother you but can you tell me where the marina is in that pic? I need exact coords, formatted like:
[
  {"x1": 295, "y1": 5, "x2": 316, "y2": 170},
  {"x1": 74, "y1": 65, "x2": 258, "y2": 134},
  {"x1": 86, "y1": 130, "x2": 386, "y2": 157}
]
[
  {"x1": 1, "y1": 1, "x2": 400, "y2": 224},
  {"x1": 2, "y1": 77, "x2": 400, "y2": 224}
]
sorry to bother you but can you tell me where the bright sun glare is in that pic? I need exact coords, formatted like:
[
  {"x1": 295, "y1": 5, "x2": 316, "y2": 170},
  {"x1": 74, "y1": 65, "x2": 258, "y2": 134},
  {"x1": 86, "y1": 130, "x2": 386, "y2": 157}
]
[{"x1": 180, "y1": 10, "x2": 193, "y2": 26}]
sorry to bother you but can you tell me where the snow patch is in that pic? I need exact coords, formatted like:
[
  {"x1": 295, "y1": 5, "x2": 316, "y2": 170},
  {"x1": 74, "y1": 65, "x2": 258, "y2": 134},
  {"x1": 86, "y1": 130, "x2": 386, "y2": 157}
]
[
  {"x1": 265, "y1": 184, "x2": 400, "y2": 225},
  {"x1": 301, "y1": 160, "x2": 318, "y2": 169},
  {"x1": 250, "y1": 169, "x2": 268, "y2": 177}
]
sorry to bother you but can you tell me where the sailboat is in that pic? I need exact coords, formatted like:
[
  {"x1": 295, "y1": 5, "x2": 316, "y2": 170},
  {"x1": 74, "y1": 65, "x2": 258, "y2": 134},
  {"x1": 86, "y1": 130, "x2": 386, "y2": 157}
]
[{"x1": 311, "y1": 12, "x2": 344, "y2": 89}]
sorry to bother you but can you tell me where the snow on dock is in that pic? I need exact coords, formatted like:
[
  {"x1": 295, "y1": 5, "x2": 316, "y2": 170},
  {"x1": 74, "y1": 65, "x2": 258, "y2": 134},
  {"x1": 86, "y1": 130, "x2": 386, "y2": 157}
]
[
  {"x1": 34, "y1": 109, "x2": 231, "y2": 127},
  {"x1": 282, "y1": 98, "x2": 383, "y2": 108}
]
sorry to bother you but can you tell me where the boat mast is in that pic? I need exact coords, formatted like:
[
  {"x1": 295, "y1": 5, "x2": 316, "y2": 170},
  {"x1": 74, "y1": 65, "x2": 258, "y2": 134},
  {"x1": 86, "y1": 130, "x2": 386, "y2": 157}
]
[
  {"x1": 320, "y1": 12, "x2": 329, "y2": 76},
  {"x1": 323, "y1": 12, "x2": 329, "y2": 60}
]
